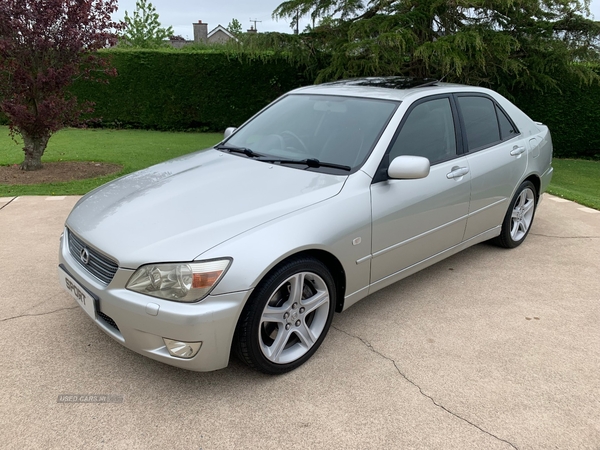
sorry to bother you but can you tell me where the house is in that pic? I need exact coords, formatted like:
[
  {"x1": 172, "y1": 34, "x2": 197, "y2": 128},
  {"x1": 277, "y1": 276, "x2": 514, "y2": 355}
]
[
  {"x1": 168, "y1": 21, "x2": 238, "y2": 48},
  {"x1": 193, "y1": 21, "x2": 238, "y2": 44},
  {"x1": 206, "y1": 25, "x2": 237, "y2": 44}
]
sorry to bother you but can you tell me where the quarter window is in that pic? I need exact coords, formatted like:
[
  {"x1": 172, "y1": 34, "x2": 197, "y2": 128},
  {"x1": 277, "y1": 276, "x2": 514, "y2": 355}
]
[
  {"x1": 496, "y1": 105, "x2": 518, "y2": 140},
  {"x1": 389, "y1": 98, "x2": 457, "y2": 165}
]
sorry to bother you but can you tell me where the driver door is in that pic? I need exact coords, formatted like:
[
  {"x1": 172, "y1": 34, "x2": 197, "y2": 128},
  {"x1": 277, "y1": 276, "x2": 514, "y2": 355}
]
[{"x1": 370, "y1": 96, "x2": 471, "y2": 284}]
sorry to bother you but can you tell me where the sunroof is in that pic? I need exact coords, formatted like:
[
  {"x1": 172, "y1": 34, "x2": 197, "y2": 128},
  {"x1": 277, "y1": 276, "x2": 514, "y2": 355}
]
[{"x1": 323, "y1": 77, "x2": 438, "y2": 89}]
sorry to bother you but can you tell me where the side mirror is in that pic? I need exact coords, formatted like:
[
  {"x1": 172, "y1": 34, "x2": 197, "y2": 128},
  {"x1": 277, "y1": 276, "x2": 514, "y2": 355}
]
[
  {"x1": 224, "y1": 127, "x2": 236, "y2": 139},
  {"x1": 388, "y1": 155, "x2": 430, "y2": 179}
]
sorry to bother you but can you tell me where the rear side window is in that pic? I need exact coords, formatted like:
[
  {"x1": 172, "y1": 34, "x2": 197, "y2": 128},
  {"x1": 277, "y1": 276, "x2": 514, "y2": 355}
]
[
  {"x1": 457, "y1": 96, "x2": 499, "y2": 151},
  {"x1": 457, "y1": 96, "x2": 519, "y2": 152}
]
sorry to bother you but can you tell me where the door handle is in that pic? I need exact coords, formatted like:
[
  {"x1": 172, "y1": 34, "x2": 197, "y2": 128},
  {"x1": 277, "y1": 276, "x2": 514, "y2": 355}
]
[
  {"x1": 446, "y1": 167, "x2": 469, "y2": 179},
  {"x1": 510, "y1": 145, "x2": 526, "y2": 156}
]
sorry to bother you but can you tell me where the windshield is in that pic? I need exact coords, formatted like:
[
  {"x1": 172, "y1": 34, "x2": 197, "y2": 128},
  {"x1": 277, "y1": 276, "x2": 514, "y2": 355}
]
[{"x1": 224, "y1": 94, "x2": 399, "y2": 173}]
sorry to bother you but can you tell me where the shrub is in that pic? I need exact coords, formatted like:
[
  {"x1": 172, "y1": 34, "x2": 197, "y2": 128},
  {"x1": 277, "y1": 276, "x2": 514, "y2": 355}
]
[
  {"x1": 510, "y1": 69, "x2": 600, "y2": 159},
  {"x1": 70, "y1": 48, "x2": 310, "y2": 131}
]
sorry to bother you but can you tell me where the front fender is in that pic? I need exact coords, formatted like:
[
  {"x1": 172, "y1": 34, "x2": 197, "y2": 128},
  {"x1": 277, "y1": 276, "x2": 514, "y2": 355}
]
[{"x1": 201, "y1": 171, "x2": 373, "y2": 303}]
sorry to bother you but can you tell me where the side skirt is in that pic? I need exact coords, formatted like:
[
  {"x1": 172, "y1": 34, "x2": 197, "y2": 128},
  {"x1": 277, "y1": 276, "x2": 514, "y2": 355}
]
[{"x1": 341, "y1": 226, "x2": 501, "y2": 311}]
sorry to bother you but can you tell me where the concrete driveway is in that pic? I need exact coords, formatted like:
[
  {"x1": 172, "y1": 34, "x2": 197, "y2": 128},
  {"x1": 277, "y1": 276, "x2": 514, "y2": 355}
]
[{"x1": 0, "y1": 194, "x2": 598, "y2": 450}]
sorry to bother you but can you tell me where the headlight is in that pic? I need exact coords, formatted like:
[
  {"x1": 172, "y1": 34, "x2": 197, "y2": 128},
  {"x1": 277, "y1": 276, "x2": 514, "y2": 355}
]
[{"x1": 126, "y1": 259, "x2": 231, "y2": 302}]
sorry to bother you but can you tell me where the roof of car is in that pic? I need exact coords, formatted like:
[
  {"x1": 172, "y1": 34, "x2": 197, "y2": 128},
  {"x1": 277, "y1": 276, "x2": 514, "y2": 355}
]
[
  {"x1": 291, "y1": 77, "x2": 479, "y2": 101},
  {"x1": 323, "y1": 77, "x2": 439, "y2": 89}
]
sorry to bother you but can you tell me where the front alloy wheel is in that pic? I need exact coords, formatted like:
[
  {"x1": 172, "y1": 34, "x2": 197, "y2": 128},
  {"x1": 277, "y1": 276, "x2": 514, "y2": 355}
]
[{"x1": 235, "y1": 258, "x2": 336, "y2": 374}]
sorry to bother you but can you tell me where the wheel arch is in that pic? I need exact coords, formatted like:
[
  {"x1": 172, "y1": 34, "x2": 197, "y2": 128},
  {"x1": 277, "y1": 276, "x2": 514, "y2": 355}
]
[
  {"x1": 523, "y1": 174, "x2": 541, "y2": 202},
  {"x1": 254, "y1": 249, "x2": 347, "y2": 313},
  {"x1": 232, "y1": 249, "x2": 344, "y2": 374}
]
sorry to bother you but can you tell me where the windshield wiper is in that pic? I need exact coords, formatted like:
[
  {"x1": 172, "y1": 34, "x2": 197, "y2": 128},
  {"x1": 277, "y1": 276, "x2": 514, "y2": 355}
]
[
  {"x1": 257, "y1": 157, "x2": 351, "y2": 172},
  {"x1": 216, "y1": 145, "x2": 351, "y2": 171},
  {"x1": 215, "y1": 143, "x2": 264, "y2": 158}
]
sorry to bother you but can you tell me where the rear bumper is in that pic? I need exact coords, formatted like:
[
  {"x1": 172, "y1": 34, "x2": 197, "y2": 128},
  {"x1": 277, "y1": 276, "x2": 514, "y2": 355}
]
[
  {"x1": 58, "y1": 231, "x2": 250, "y2": 372},
  {"x1": 540, "y1": 165, "x2": 553, "y2": 196}
]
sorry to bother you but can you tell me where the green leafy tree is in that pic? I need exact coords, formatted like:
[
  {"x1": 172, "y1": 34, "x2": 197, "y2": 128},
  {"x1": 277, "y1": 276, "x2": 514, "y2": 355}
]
[
  {"x1": 121, "y1": 0, "x2": 174, "y2": 48},
  {"x1": 227, "y1": 18, "x2": 244, "y2": 37},
  {"x1": 273, "y1": 0, "x2": 600, "y2": 92}
]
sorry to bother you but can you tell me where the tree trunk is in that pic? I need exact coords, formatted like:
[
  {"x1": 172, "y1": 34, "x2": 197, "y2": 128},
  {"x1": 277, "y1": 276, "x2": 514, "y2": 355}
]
[{"x1": 20, "y1": 133, "x2": 50, "y2": 171}]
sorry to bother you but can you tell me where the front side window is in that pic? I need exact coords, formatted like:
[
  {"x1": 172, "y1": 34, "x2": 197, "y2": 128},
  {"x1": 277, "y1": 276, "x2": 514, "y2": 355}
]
[
  {"x1": 225, "y1": 94, "x2": 399, "y2": 173},
  {"x1": 389, "y1": 97, "x2": 457, "y2": 165}
]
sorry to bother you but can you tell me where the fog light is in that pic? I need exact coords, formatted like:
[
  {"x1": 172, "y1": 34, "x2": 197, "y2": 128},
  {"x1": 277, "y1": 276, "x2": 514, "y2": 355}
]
[{"x1": 163, "y1": 338, "x2": 202, "y2": 359}]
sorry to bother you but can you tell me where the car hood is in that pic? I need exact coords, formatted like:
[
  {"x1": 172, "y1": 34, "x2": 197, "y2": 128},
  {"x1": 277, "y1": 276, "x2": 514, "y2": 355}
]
[{"x1": 67, "y1": 150, "x2": 346, "y2": 268}]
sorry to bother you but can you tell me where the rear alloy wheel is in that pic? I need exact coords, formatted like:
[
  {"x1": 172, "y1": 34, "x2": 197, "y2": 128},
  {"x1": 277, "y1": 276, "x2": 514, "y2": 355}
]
[
  {"x1": 495, "y1": 180, "x2": 537, "y2": 248},
  {"x1": 235, "y1": 258, "x2": 336, "y2": 374}
]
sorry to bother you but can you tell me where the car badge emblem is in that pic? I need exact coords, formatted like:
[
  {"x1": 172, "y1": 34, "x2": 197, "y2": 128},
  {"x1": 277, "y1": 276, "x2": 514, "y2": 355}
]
[{"x1": 80, "y1": 248, "x2": 90, "y2": 265}]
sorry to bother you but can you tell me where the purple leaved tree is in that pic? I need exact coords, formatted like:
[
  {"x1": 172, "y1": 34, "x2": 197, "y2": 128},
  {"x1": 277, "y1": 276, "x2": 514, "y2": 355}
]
[{"x1": 0, "y1": 0, "x2": 120, "y2": 171}]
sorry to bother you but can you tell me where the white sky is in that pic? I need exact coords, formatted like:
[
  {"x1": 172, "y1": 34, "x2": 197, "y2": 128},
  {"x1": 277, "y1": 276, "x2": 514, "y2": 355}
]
[{"x1": 112, "y1": 0, "x2": 600, "y2": 38}]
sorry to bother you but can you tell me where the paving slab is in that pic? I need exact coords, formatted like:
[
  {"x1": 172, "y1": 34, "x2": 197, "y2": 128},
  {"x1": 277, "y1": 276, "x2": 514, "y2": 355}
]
[{"x1": 0, "y1": 195, "x2": 598, "y2": 449}]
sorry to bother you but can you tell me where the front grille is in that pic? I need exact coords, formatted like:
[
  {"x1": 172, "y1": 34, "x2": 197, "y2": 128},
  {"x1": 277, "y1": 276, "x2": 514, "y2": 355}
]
[
  {"x1": 67, "y1": 229, "x2": 118, "y2": 285},
  {"x1": 97, "y1": 311, "x2": 120, "y2": 331}
]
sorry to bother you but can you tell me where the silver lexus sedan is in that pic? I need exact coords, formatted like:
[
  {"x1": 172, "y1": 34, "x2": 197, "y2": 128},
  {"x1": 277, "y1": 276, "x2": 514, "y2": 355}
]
[{"x1": 58, "y1": 78, "x2": 553, "y2": 374}]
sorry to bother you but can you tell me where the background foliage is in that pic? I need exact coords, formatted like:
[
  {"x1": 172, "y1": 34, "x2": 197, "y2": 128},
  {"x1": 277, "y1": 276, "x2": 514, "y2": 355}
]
[
  {"x1": 512, "y1": 67, "x2": 600, "y2": 159},
  {"x1": 1, "y1": 47, "x2": 598, "y2": 159},
  {"x1": 120, "y1": 0, "x2": 173, "y2": 48},
  {"x1": 274, "y1": 0, "x2": 600, "y2": 93},
  {"x1": 68, "y1": 48, "x2": 310, "y2": 131}
]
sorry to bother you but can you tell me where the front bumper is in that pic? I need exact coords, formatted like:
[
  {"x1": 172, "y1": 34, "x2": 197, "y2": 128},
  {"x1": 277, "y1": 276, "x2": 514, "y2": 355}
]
[{"x1": 58, "y1": 231, "x2": 250, "y2": 372}]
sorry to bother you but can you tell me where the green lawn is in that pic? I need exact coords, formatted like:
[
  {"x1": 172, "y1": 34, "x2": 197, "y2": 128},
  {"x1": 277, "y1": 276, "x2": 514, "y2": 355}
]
[
  {"x1": 546, "y1": 159, "x2": 600, "y2": 210},
  {"x1": 0, "y1": 127, "x2": 222, "y2": 196},
  {"x1": 1, "y1": 127, "x2": 599, "y2": 210}
]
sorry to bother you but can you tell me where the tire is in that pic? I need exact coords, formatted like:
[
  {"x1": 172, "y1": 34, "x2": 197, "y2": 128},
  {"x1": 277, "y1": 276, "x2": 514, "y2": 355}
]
[
  {"x1": 235, "y1": 257, "x2": 336, "y2": 375},
  {"x1": 494, "y1": 181, "x2": 537, "y2": 248}
]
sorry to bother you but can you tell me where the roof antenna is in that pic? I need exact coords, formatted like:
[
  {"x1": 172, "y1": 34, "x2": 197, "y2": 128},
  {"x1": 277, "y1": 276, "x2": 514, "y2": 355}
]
[{"x1": 249, "y1": 18, "x2": 262, "y2": 31}]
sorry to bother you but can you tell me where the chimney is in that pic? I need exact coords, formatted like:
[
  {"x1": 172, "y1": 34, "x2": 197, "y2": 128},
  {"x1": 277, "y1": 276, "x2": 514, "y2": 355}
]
[{"x1": 193, "y1": 20, "x2": 208, "y2": 43}]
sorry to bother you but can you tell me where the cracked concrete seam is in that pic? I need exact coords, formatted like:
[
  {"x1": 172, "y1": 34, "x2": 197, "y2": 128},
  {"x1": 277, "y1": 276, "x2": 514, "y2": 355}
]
[
  {"x1": 331, "y1": 325, "x2": 519, "y2": 450},
  {"x1": 530, "y1": 233, "x2": 600, "y2": 239},
  {"x1": 0, "y1": 306, "x2": 79, "y2": 323},
  {"x1": 0, "y1": 197, "x2": 18, "y2": 211}
]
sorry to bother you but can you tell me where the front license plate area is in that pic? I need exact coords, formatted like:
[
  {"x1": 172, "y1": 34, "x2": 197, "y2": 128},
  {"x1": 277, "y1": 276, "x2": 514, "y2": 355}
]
[{"x1": 58, "y1": 267, "x2": 97, "y2": 320}]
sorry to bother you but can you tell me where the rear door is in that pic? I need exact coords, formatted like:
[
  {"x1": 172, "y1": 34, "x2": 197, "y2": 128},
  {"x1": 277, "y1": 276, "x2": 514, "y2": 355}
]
[{"x1": 455, "y1": 95, "x2": 529, "y2": 240}]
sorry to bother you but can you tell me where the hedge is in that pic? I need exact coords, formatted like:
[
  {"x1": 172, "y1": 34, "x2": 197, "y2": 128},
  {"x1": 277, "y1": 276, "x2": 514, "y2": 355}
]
[
  {"x1": 510, "y1": 71, "x2": 600, "y2": 159},
  {"x1": 70, "y1": 49, "x2": 310, "y2": 131},
  {"x1": 2, "y1": 48, "x2": 599, "y2": 158}
]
